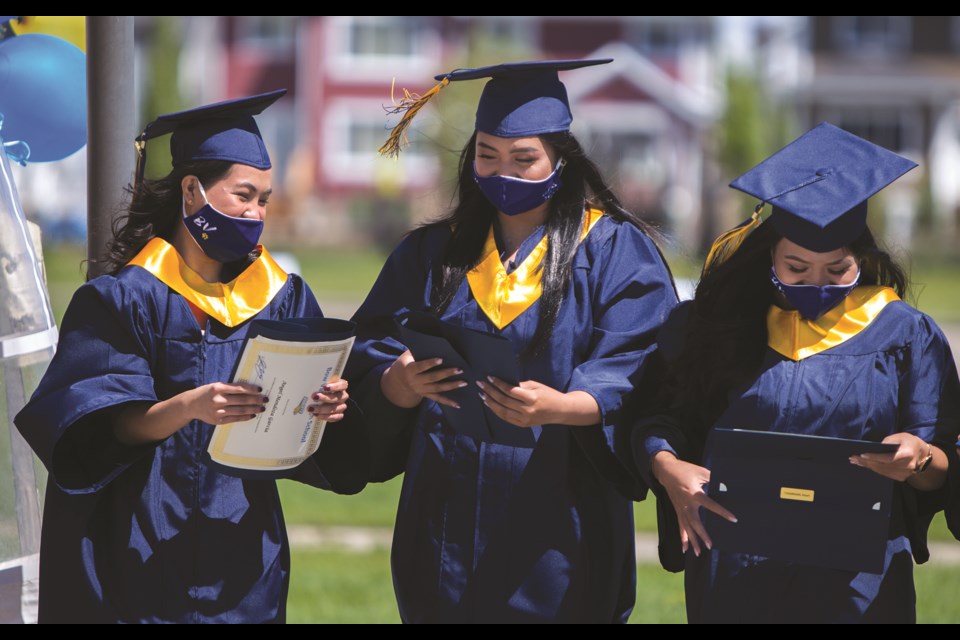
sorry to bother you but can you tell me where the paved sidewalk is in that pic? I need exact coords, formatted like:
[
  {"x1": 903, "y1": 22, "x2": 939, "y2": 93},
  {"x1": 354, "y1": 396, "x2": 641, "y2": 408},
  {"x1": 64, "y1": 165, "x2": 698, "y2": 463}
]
[{"x1": 288, "y1": 525, "x2": 960, "y2": 565}]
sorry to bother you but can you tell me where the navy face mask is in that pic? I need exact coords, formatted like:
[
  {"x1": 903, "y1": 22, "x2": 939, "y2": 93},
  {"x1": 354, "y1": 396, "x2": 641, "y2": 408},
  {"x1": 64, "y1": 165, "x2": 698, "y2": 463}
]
[
  {"x1": 473, "y1": 158, "x2": 565, "y2": 216},
  {"x1": 182, "y1": 181, "x2": 264, "y2": 263},
  {"x1": 770, "y1": 265, "x2": 861, "y2": 320}
]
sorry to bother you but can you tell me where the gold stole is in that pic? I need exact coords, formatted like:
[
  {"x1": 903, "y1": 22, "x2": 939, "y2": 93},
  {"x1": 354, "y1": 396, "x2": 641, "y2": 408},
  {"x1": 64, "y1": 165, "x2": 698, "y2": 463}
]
[
  {"x1": 466, "y1": 208, "x2": 604, "y2": 330},
  {"x1": 127, "y1": 237, "x2": 288, "y2": 328},
  {"x1": 767, "y1": 286, "x2": 900, "y2": 361}
]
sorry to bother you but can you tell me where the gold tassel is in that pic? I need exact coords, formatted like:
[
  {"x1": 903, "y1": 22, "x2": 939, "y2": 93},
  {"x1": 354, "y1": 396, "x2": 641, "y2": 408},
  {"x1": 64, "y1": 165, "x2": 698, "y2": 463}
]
[
  {"x1": 378, "y1": 76, "x2": 449, "y2": 158},
  {"x1": 703, "y1": 204, "x2": 765, "y2": 275},
  {"x1": 134, "y1": 135, "x2": 147, "y2": 190}
]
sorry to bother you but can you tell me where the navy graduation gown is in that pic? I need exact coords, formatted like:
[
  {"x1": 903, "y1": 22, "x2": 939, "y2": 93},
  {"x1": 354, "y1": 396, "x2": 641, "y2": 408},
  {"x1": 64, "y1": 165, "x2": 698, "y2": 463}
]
[
  {"x1": 15, "y1": 261, "x2": 367, "y2": 623},
  {"x1": 349, "y1": 214, "x2": 677, "y2": 623},
  {"x1": 635, "y1": 295, "x2": 960, "y2": 624}
]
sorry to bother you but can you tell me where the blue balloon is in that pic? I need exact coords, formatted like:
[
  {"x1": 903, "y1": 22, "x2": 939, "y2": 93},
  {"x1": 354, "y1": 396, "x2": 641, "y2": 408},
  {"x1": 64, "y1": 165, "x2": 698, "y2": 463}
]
[{"x1": 0, "y1": 33, "x2": 86, "y2": 162}]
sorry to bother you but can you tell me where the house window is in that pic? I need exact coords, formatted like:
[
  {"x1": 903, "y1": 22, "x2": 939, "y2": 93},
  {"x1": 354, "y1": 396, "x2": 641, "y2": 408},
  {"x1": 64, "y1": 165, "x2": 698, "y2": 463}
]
[
  {"x1": 575, "y1": 103, "x2": 670, "y2": 189},
  {"x1": 326, "y1": 16, "x2": 440, "y2": 81},
  {"x1": 322, "y1": 99, "x2": 438, "y2": 188},
  {"x1": 827, "y1": 106, "x2": 922, "y2": 153},
  {"x1": 471, "y1": 16, "x2": 537, "y2": 45},
  {"x1": 348, "y1": 17, "x2": 422, "y2": 57},
  {"x1": 630, "y1": 19, "x2": 710, "y2": 58},
  {"x1": 235, "y1": 16, "x2": 297, "y2": 55},
  {"x1": 832, "y1": 16, "x2": 911, "y2": 57}
]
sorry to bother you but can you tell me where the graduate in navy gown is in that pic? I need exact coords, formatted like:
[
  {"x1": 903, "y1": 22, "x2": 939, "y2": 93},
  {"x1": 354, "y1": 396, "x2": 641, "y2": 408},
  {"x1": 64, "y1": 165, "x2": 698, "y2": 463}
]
[
  {"x1": 348, "y1": 59, "x2": 677, "y2": 622},
  {"x1": 14, "y1": 91, "x2": 367, "y2": 623},
  {"x1": 631, "y1": 123, "x2": 960, "y2": 623}
]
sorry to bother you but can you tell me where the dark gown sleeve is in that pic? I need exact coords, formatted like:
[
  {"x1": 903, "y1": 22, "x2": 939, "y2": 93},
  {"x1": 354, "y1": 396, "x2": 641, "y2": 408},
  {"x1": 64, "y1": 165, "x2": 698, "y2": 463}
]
[
  {"x1": 897, "y1": 313, "x2": 960, "y2": 548},
  {"x1": 281, "y1": 274, "x2": 371, "y2": 495},
  {"x1": 566, "y1": 223, "x2": 678, "y2": 500},
  {"x1": 624, "y1": 302, "x2": 697, "y2": 572},
  {"x1": 345, "y1": 230, "x2": 440, "y2": 482},
  {"x1": 14, "y1": 277, "x2": 160, "y2": 494}
]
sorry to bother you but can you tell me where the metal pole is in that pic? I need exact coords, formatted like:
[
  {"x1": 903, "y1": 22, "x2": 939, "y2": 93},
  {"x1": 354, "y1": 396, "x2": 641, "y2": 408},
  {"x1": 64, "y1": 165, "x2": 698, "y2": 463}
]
[{"x1": 86, "y1": 17, "x2": 134, "y2": 280}]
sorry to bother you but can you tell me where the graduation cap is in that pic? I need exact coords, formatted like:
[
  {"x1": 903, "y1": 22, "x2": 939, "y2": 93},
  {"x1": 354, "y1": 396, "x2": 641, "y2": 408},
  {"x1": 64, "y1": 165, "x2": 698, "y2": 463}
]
[
  {"x1": 704, "y1": 123, "x2": 918, "y2": 271},
  {"x1": 379, "y1": 59, "x2": 612, "y2": 157},
  {"x1": 134, "y1": 89, "x2": 287, "y2": 187}
]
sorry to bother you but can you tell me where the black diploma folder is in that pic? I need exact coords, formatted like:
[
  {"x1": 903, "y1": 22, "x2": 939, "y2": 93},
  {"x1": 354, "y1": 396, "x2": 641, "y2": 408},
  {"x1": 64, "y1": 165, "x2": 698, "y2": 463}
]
[
  {"x1": 703, "y1": 429, "x2": 898, "y2": 574},
  {"x1": 396, "y1": 311, "x2": 535, "y2": 448}
]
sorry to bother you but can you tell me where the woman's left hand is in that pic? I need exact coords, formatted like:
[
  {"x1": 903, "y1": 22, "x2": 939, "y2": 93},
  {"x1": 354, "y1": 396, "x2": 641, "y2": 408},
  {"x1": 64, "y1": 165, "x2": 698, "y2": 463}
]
[
  {"x1": 477, "y1": 377, "x2": 569, "y2": 427},
  {"x1": 308, "y1": 378, "x2": 349, "y2": 422},
  {"x1": 850, "y1": 432, "x2": 931, "y2": 482}
]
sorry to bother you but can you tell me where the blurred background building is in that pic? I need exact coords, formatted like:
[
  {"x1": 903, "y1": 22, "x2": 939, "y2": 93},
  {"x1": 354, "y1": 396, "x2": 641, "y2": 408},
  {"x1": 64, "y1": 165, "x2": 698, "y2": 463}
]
[{"x1": 12, "y1": 16, "x2": 960, "y2": 258}]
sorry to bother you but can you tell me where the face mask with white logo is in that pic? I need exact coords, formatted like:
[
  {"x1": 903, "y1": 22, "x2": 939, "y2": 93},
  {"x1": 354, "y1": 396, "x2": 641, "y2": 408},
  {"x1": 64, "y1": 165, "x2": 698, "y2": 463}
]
[
  {"x1": 473, "y1": 158, "x2": 565, "y2": 216},
  {"x1": 182, "y1": 181, "x2": 263, "y2": 263}
]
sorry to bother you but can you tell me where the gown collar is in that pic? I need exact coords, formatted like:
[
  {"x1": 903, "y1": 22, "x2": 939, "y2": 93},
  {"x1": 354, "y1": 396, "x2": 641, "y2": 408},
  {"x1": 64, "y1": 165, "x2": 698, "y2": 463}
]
[
  {"x1": 492, "y1": 219, "x2": 546, "y2": 275},
  {"x1": 127, "y1": 237, "x2": 289, "y2": 328},
  {"x1": 767, "y1": 285, "x2": 900, "y2": 361},
  {"x1": 466, "y1": 208, "x2": 604, "y2": 330}
]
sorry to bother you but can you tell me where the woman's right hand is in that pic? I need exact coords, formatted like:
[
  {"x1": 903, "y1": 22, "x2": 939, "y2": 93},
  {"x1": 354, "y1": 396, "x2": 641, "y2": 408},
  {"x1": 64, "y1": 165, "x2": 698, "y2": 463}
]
[
  {"x1": 112, "y1": 382, "x2": 267, "y2": 445},
  {"x1": 184, "y1": 382, "x2": 268, "y2": 425},
  {"x1": 380, "y1": 350, "x2": 467, "y2": 409},
  {"x1": 652, "y1": 451, "x2": 738, "y2": 557}
]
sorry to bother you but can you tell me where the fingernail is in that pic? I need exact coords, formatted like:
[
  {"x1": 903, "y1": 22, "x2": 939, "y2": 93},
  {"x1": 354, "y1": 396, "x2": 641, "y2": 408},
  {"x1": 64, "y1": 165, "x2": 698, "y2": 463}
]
[
  {"x1": 262, "y1": 396, "x2": 270, "y2": 403},
  {"x1": 694, "y1": 548, "x2": 700, "y2": 557},
  {"x1": 706, "y1": 541, "x2": 712, "y2": 551},
  {"x1": 259, "y1": 406, "x2": 266, "y2": 413},
  {"x1": 729, "y1": 517, "x2": 738, "y2": 524},
  {"x1": 322, "y1": 383, "x2": 331, "y2": 391},
  {"x1": 454, "y1": 368, "x2": 463, "y2": 375},
  {"x1": 486, "y1": 375, "x2": 494, "y2": 383},
  {"x1": 476, "y1": 380, "x2": 485, "y2": 389},
  {"x1": 257, "y1": 386, "x2": 263, "y2": 392},
  {"x1": 478, "y1": 392, "x2": 487, "y2": 401},
  {"x1": 453, "y1": 403, "x2": 461, "y2": 409},
  {"x1": 435, "y1": 358, "x2": 443, "y2": 365},
  {"x1": 457, "y1": 382, "x2": 468, "y2": 388}
]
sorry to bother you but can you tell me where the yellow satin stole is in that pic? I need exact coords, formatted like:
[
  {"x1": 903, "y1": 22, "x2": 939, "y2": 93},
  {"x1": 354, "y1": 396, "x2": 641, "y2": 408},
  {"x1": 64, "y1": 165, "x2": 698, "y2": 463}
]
[
  {"x1": 466, "y1": 208, "x2": 604, "y2": 330},
  {"x1": 767, "y1": 286, "x2": 900, "y2": 361},
  {"x1": 127, "y1": 237, "x2": 289, "y2": 328}
]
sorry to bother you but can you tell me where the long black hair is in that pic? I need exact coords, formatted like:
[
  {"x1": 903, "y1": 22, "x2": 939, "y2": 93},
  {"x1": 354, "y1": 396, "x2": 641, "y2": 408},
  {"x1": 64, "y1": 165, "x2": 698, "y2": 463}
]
[
  {"x1": 672, "y1": 220, "x2": 909, "y2": 433},
  {"x1": 427, "y1": 130, "x2": 666, "y2": 353},
  {"x1": 102, "y1": 160, "x2": 234, "y2": 277}
]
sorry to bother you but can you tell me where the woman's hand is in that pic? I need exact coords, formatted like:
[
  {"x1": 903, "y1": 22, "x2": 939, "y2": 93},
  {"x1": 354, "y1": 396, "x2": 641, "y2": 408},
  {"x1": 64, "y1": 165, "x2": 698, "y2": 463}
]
[
  {"x1": 851, "y1": 432, "x2": 946, "y2": 490},
  {"x1": 184, "y1": 382, "x2": 268, "y2": 425},
  {"x1": 380, "y1": 350, "x2": 467, "y2": 409},
  {"x1": 308, "y1": 378, "x2": 349, "y2": 422},
  {"x1": 112, "y1": 382, "x2": 267, "y2": 445},
  {"x1": 477, "y1": 377, "x2": 601, "y2": 427},
  {"x1": 652, "y1": 451, "x2": 737, "y2": 557}
]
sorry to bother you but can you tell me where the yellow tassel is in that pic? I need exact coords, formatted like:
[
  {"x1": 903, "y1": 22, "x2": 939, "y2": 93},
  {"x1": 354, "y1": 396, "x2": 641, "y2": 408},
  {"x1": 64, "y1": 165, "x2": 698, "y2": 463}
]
[
  {"x1": 134, "y1": 135, "x2": 147, "y2": 190},
  {"x1": 378, "y1": 77, "x2": 449, "y2": 158},
  {"x1": 703, "y1": 204, "x2": 765, "y2": 275}
]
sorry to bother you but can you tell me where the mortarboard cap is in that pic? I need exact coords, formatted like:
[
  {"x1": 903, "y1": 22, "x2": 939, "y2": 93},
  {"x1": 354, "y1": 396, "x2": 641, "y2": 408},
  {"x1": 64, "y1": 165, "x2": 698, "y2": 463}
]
[
  {"x1": 729, "y1": 122, "x2": 917, "y2": 252},
  {"x1": 379, "y1": 59, "x2": 612, "y2": 157},
  {"x1": 134, "y1": 89, "x2": 286, "y2": 187}
]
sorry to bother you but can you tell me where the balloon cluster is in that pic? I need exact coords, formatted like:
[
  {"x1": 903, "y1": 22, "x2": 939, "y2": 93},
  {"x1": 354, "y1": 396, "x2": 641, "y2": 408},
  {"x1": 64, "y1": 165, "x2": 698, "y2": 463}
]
[{"x1": 0, "y1": 17, "x2": 86, "y2": 163}]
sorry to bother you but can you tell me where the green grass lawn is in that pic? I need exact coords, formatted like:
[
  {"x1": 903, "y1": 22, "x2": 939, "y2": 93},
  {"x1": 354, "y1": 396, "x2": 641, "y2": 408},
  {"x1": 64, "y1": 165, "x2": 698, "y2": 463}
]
[{"x1": 287, "y1": 547, "x2": 957, "y2": 623}]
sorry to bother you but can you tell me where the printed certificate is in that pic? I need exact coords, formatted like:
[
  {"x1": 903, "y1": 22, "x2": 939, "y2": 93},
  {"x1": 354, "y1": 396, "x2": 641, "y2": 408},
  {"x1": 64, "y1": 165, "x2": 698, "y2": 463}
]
[{"x1": 207, "y1": 318, "x2": 355, "y2": 472}]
